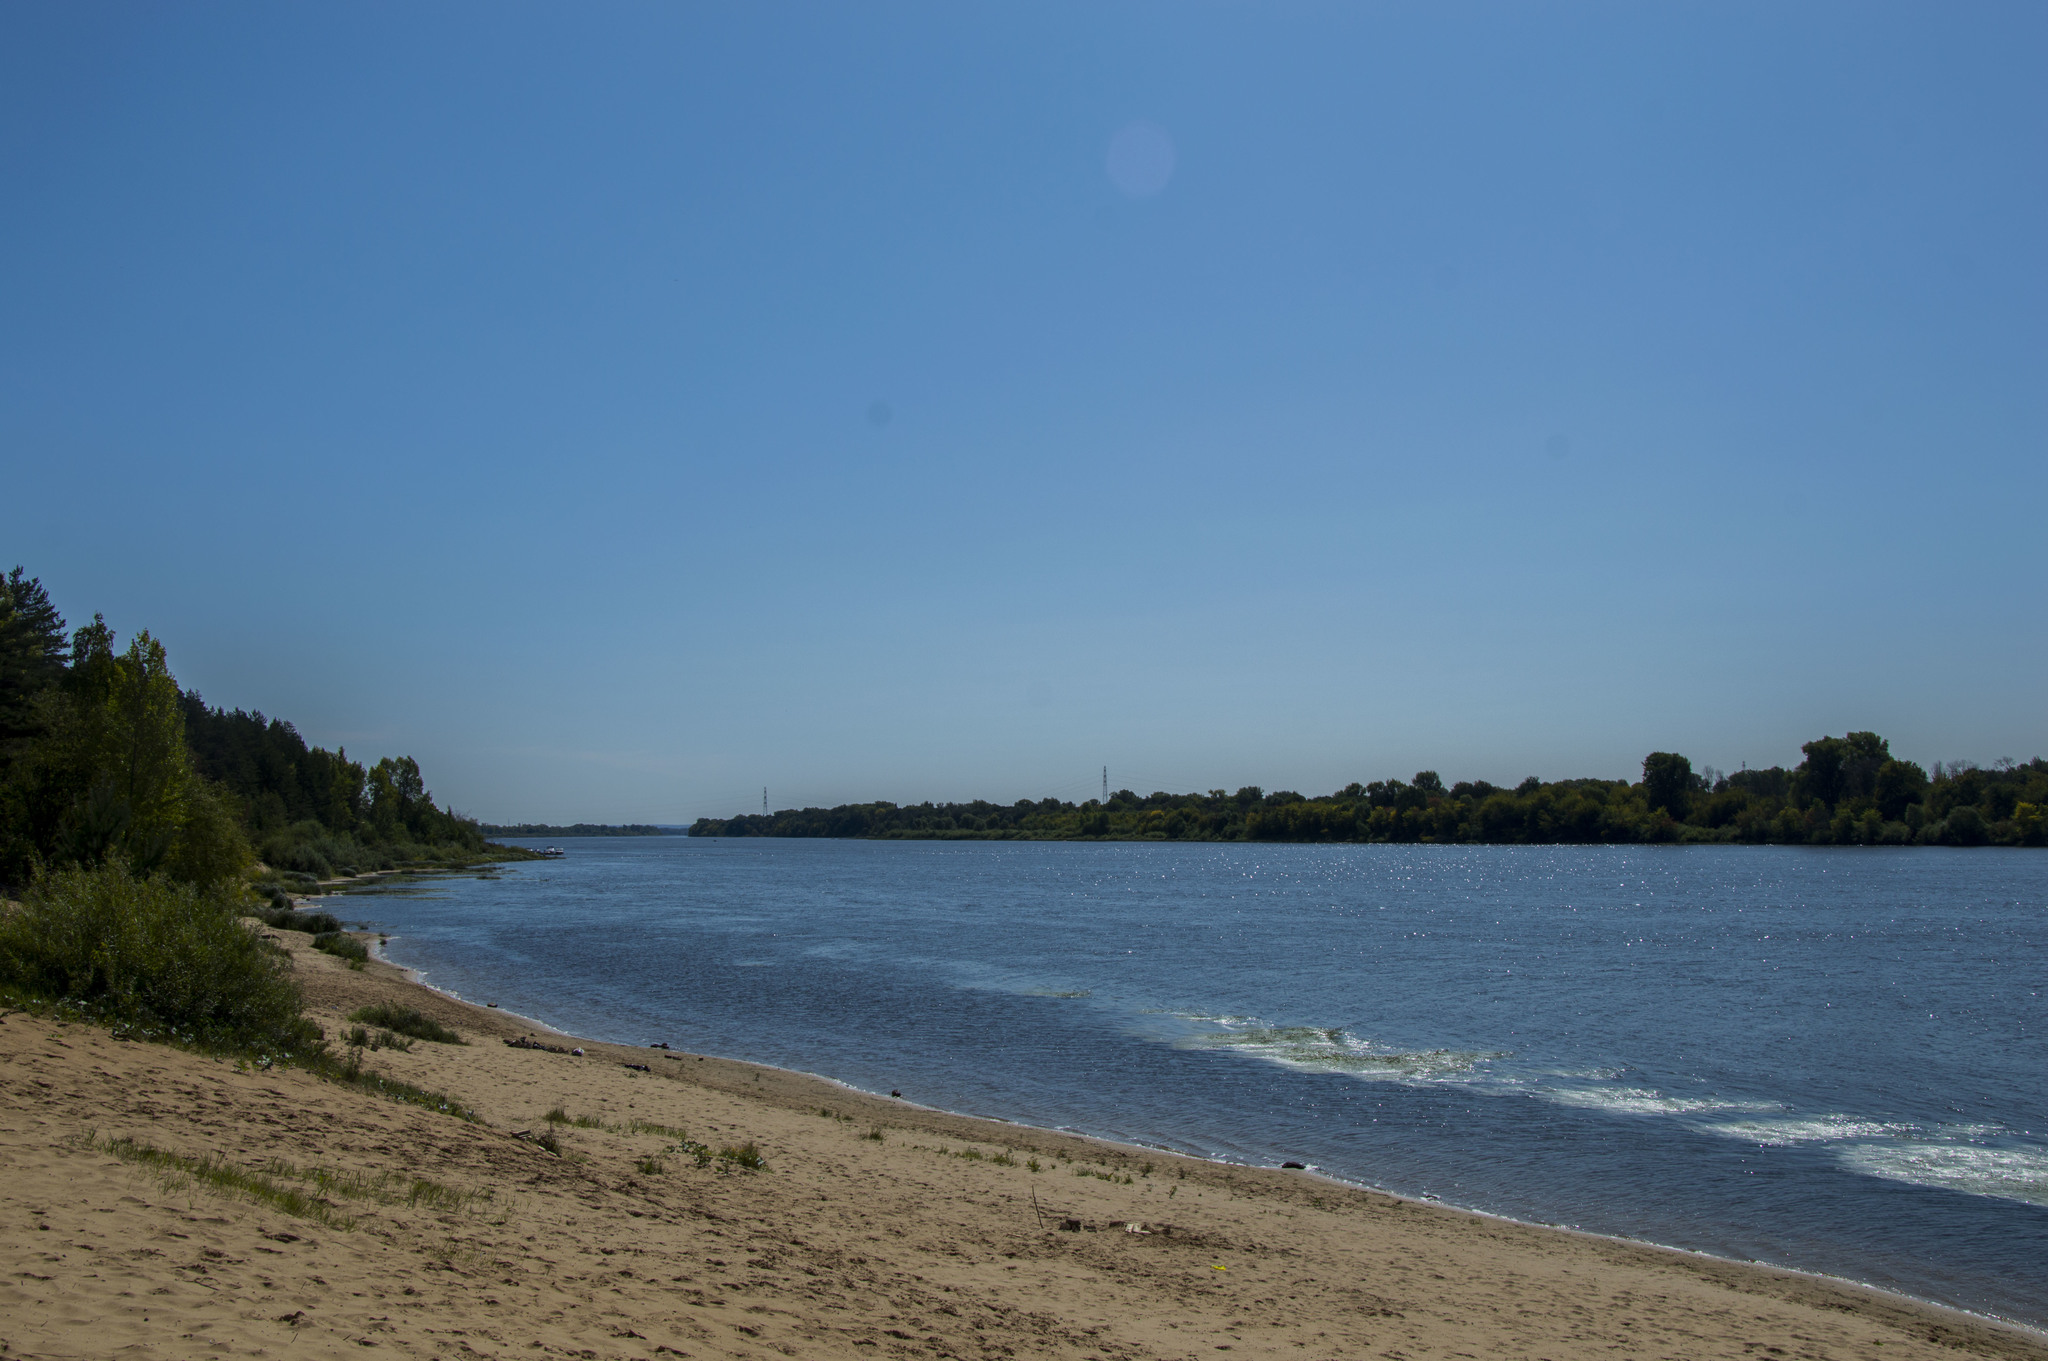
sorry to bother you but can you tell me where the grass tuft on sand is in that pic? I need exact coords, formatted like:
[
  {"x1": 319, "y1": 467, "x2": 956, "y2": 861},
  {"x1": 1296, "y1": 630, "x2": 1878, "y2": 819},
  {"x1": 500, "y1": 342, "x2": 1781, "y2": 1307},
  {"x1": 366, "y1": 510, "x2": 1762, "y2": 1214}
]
[
  {"x1": 89, "y1": 1134, "x2": 360, "y2": 1230},
  {"x1": 88, "y1": 1132, "x2": 497, "y2": 1227}
]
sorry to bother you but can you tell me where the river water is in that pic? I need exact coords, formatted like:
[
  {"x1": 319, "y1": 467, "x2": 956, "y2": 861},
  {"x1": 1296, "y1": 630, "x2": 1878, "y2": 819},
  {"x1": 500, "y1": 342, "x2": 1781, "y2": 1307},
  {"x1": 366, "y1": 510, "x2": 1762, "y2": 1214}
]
[{"x1": 332, "y1": 838, "x2": 2047, "y2": 1325}]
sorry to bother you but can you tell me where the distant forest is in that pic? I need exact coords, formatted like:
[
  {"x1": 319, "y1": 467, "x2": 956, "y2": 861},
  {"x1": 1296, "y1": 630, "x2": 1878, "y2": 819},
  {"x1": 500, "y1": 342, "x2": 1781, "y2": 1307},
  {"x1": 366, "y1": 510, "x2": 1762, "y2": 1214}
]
[
  {"x1": 692, "y1": 735, "x2": 2047, "y2": 848},
  {"x1": 0, "y1": 565, "x2": 510, "y2": 890},
  {"x1": 480, "y1": 823, "x2": 680, "y2": 838}
]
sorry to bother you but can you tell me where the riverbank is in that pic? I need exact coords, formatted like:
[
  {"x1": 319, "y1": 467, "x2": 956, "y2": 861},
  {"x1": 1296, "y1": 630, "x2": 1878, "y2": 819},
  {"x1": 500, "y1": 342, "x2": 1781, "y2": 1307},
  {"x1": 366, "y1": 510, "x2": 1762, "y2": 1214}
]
[{"x1": 2, "y1": 933, "x2": 2043, "y2": 1361}]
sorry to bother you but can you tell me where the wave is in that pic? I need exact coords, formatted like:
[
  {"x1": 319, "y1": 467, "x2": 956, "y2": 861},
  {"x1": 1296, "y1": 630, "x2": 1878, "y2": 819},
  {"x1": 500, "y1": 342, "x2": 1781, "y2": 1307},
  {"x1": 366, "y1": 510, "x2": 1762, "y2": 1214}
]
[
  {"x1": 1837, "y1": 1139, "x2": 2048, "y2": 1208},
  {"x1": 1158, "y1": 1013, "x2": 2048, "y2": 1213},
  {"x1": 1172, "y1": 1017, "x2": 1508, "y2": 1080},
  {"x1": 1541, "y1": 1086, "x2": 1781, "y2": 1118},
  {"x1": 1698, "y1": 1115, "x2": 1914, "y2": 1145}
]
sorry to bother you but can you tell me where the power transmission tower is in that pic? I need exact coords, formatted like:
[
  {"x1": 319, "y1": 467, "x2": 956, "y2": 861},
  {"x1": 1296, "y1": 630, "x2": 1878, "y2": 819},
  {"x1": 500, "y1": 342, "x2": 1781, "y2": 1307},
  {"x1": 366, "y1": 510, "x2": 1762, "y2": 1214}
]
[
  {"x1": 763, "y1": 786, "x2": 768, "y2": 815},
  {"x1": 1102, "y1": 766, "x2": 1107, "y2": 801}
]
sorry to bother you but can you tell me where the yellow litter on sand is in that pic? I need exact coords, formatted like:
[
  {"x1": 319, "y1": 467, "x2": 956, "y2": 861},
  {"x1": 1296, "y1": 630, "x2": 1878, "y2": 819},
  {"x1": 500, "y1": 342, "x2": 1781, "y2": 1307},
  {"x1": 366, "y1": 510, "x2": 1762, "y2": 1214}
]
[{"x1": 1211, "y1": 1264, "x2": 1227, "y2": 1270}]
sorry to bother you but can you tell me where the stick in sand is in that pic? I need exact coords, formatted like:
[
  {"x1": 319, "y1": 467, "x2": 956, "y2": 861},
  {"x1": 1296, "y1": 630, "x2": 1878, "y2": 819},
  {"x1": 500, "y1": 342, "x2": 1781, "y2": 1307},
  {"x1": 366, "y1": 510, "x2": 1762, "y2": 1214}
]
[{"x1": 1031, "y1": 1187, "x2": 1046, "y2": 1232}]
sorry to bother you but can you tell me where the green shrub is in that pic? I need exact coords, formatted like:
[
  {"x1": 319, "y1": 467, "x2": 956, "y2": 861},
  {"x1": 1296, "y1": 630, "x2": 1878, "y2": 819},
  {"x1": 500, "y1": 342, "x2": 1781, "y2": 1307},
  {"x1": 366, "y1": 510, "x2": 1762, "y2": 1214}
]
[
  {"x1": 312, "y1": 931, "x2": 369, "y2": 968},
  {"x1": 345, "y1": 1023, "x2": 412, "y2": 1052},
  {"x1": 164, "y1": 778, "x2": 253, "y2": 887},
  {"x1": 348, "y1": 1002, "x2": 463, "y2": 1044},
  {"x1": 0, "y1": 862, "x2": 318, "y2": 1056},
  {"x1": 252, "y1": 905, "x2": 343, "y2": 935}
]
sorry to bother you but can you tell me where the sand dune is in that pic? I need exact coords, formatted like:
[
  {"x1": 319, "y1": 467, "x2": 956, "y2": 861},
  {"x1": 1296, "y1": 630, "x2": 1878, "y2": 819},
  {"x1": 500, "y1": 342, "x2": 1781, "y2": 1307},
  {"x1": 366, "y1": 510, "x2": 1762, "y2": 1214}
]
[{"x1": 2, "y1": 932, "x2": 2042, "y2": 1361}]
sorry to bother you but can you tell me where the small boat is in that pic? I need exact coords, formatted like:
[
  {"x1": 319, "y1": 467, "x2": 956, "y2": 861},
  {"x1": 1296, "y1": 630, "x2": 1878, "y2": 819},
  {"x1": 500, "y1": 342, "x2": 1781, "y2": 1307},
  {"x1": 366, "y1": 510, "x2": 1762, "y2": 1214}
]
[{"x1": 538, "y1": 846, "x2": 567, "y2": 859}]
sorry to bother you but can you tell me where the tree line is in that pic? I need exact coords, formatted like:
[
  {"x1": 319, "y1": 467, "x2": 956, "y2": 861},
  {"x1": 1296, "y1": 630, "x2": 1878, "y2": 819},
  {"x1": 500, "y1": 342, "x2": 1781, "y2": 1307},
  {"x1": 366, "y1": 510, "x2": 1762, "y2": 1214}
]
[
  {"x1": 0, "y1": 565, "x2": 499, "y2": 892},
  {"x1": 478, "y1": 822, "x2": 680, "y2": 838},
  {"x1": 690, "y1": 734, "x2": 2046, "y2": 847}
]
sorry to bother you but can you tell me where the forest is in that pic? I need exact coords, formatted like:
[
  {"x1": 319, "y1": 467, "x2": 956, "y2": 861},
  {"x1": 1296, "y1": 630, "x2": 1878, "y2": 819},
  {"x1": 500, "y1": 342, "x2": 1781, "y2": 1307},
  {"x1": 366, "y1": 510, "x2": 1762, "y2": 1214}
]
[
  {"x1": 0, "y1": 565, "x2": 504, "y2": 893},
  {"x1": 691, "y1": 736, "x2": 2047, "y2": 847}
]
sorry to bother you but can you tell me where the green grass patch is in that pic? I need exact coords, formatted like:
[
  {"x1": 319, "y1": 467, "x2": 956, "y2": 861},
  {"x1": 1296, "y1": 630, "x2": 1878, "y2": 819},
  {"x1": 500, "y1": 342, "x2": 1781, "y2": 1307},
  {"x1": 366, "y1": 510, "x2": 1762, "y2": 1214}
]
[
  {"x1": 925, "y1": 1142, "x2": 1022, "y2": 1167},
  {"x1": 92, "y1": 1135, "x2": 358, "y2": 1230},
  {"x1": 634, "y1": 1155, "x2": 667, "y2": 1175},
  {"x1": 303, "y1": 1048, "x2": 482, "y2": 1122},
  {"x1": 254, "y1": 1156, "x2": 491, "y2": 1214},
  {"x1": 348, "y1": 1003, "x2": 463, "y2": 1045},
  {"x1": 543, "y1": 1105, "x2": 603, "y2": 1129},
  {"x1": 626, "y1": 1118, "x2": 688, "y2": 1139},
  {"x1": 1075, "y1": 1166, "x2": 1133, "y2": 1184},
  {"x1": 717, "y1": 1141, "x2": 767, "y2": 1171}
]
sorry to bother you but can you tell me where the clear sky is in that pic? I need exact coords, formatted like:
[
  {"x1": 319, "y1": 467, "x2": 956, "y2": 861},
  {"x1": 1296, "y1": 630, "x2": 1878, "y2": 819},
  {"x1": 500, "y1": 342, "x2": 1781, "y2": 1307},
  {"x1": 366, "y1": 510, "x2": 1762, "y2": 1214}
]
[{"x1": 3, "y1": 3, "x2": 2043, "y2": 823}]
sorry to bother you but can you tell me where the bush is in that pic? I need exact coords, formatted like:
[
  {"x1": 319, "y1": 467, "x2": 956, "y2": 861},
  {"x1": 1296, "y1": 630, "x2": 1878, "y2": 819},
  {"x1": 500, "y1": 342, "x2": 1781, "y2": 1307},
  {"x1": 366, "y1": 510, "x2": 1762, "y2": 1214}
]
[
  {"x1": 261, "y1": 835, "x2": 334, "y2": 879},
  {"x1": 164, "y1": 778, "x2": 253, "y2": 887},
  {"x1": 348, "y1": 1002, "x2": 463, "y2": 1045},
  {"x1": 345, "y1": 1023, "x2": 412, "y2": 1052},
  {"x1": 312, "y1": 931, "x2": 369, "y2": 968},
  {"x1": 251, "y1": 905, "x2": 343, "y2": 935},
  {"x1": 1943, "y1": 806, "x2": 1989, "y2": 846},
  {"x1": 0, "y1": 862, "x2": 318, "y2": 1055}
]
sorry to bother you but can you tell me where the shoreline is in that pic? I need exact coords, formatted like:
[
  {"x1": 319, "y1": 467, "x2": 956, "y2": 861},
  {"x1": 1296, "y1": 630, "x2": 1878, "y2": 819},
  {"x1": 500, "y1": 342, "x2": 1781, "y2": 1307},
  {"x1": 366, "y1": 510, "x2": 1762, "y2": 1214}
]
[
  {"x1": 5, "y1": 934, "x2": 2046, "y2": 1359},
  {"x1": 364, "y1": 926, "x2": 2046, "y2": 1344}
]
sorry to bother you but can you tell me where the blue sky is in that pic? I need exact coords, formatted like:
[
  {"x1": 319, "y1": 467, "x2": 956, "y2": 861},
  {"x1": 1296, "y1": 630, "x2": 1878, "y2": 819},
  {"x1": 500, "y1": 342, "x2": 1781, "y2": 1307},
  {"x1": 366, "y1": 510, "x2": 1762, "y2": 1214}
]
[{"x1": 4, "y1": 2, "x2": 2043, "y2": 822}]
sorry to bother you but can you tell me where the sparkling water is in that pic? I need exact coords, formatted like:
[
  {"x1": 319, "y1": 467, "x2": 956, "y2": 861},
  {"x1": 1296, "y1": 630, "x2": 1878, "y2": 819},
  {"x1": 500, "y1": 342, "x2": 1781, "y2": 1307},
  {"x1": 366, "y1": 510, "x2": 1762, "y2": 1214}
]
[{"x1": 336, "y1": 839, "x2": 2048, "y2": 1324}]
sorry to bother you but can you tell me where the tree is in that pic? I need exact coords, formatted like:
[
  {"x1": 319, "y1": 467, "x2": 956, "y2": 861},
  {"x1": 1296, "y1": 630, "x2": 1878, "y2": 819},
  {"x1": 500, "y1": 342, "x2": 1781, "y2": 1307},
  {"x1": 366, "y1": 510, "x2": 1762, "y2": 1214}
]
[
  {"x1": 1641, "y1": 751, "x2": 1694, "y2": 819},
  {"x1": 1798, "y1": 731, "x2": 1893, "y2": 807},
  {"x1": 1797, "y1": 737, "x2": 1848, "y2": 806},
  {"x1": 164, "y1": 777, "x2": 253, "y2": 888},
  {"x1": 45, "y1": 622, "x2": 195, "y2": 872},
  {"x1": 1873, "y1": 759, "x2": 1927, "y2": 821},
  {"x1": 0, "y1": 568, "x2": 68, "y2": 749}
]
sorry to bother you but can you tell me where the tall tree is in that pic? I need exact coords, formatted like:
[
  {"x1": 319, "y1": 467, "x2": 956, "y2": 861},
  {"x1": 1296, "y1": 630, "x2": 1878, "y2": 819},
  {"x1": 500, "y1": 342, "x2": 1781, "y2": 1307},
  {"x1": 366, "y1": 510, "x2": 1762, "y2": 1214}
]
[
  {"x1": 54, "y1": 623, "x2": 195, "y2": 870},
  {"x1": 1797, "y1": 736, "x2": 1848, "y2": 806},
  {"x1": 0, "y1": 567, "x2": 68, "y2": 749},
  {"x1": 1873, "y1": 758, "x2": 1928, "y2": 821},
  {"x1": 1642, "y1": 751, "x2": 1694, "y2": 818}
]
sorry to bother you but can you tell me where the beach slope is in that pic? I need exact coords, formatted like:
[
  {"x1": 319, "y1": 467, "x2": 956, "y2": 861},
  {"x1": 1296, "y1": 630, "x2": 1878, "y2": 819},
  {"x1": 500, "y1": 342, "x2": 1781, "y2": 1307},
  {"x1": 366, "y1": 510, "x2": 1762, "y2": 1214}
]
[{"x1": 2, "y1": 935, "x2": 2041, "y2": 1361}]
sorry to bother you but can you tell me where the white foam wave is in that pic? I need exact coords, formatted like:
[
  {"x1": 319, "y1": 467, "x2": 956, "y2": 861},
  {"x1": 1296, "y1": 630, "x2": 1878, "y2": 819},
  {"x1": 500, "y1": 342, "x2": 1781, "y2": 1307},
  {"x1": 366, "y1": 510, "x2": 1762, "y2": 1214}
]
[
  {"x1": 1837, "y1": 1140, "x2": 2048, "y2": 1208},
  {"x1": 1542, "y1": 1086, "x2": 1780, "y2": 1117},
  {"x1": 1173, "y1": 1018, "x2": 1507, "y2": 1081},
  {"x1": 1699, "y1": 1116, "x2": 1913, "y2": 1145}
]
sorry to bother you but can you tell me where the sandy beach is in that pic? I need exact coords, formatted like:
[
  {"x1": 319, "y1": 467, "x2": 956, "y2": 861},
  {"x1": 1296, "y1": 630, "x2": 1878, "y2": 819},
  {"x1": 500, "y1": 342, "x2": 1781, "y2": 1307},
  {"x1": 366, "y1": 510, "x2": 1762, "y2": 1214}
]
[{"x1": 3, "y1": 931, "x2": 2043, "y2": 1361}]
